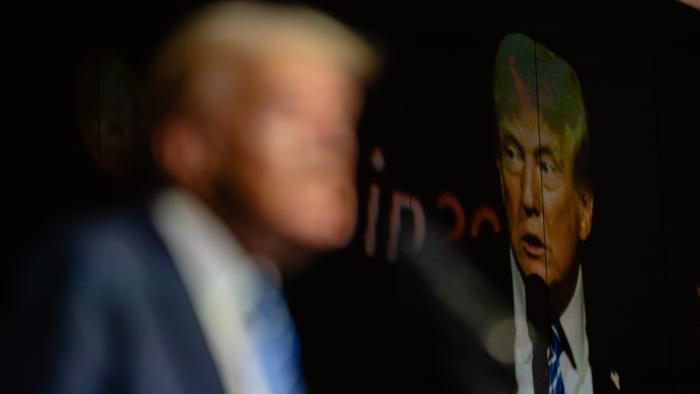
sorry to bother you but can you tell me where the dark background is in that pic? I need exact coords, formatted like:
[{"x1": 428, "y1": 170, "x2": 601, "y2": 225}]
[{"x1": 5, "y1": 1, "x2": 699, "y2": 393}]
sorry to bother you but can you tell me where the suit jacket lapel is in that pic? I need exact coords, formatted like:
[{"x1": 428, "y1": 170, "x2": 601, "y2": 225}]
[{"x1": 138, "y1": 211, "x2": 227, "y2": 394}]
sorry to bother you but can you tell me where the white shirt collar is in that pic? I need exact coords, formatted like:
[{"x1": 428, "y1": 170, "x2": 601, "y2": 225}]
[
  {"x1": 558, "y1": 258, "x2": 587, "y2": 372},
  {"x1": 150, "y1": 187, "x2": 274, "y2": 394},
  {"x1": 150, "y1": 187, "x2": 267, "y2": 312},
  {"x1": 510, "y1": 249, "x2": 592, "y2": 393}
]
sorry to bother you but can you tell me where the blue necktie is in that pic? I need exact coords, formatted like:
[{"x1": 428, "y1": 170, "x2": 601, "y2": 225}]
[
  {"x1": 248, "y1": 274, "x2": 306, "y2": 394},
  {"x1": 547, "y1": 324, "x2": 565, "y2": 394}
]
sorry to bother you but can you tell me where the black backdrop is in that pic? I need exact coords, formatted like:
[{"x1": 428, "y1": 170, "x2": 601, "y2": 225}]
[{"x1": 5, "y1": 1, "x2": 699, "y2": 393}]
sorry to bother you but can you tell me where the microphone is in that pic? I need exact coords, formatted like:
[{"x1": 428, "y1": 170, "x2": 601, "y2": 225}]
[{"x1": 525, "y1": 274, "x2": 549, "y2": 394}]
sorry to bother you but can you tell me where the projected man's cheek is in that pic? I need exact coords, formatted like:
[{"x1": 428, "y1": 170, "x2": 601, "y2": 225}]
[{"x1": 537, "y1": 130, "x2": 580, "y2": 292}]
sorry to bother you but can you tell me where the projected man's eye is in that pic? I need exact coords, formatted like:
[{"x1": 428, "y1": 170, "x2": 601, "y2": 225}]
[
  {"x1": 539, "y1": 160, "x2": 554, "y2": 174},
  {"x1": 540, "y1": 159, "x2": 559, "y2": 190},
  {"x1": 503, "y1": 145, "x2": 523, "y2": 174}
]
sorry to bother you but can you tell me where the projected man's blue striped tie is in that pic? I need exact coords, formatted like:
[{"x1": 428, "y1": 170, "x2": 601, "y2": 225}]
[{"x1": 548, "y1": 324, "x2": 565, "y2": 394}]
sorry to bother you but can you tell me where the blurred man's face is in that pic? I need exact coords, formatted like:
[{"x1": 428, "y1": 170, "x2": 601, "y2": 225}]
[
  {"x1": 497, "y1": 104, "x2": 589, "y2": 307},
  {"x1": 205, "y1": 53, "x2": 360, "y2": 256}
]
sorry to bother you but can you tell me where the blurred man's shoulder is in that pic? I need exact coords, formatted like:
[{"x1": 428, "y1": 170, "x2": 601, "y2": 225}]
[
  {"x1": 18, "y1": 202, "x2": 170, "y2": 292},
  {"x1": 63, "y1": 205, "x2": 159, "y2": 254}
]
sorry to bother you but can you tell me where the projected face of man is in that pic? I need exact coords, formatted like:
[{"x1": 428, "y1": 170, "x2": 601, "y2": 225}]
[{"x1": 497, "y1": 61, "x2": 592, "y2": 313}]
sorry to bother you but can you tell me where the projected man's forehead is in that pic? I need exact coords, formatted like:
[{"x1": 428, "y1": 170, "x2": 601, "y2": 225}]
[{"x1": 494, "y1": 33, "x2": 587, "y2": 169}]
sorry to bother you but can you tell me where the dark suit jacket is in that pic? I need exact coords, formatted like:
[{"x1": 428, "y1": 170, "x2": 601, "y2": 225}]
[{"x1": 9, "y1": 208, "x2": 226, "y2": 394}]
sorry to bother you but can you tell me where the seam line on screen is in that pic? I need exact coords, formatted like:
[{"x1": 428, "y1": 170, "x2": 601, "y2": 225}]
[{"x1": 533, "y1": 38, "x2": 552, "y2": 360}]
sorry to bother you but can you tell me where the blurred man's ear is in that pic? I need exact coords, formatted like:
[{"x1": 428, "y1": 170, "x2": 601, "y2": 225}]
[
  {"x1": 152, "y1": 118, "x2": 211, "y2": 190},
  {"x1": 578, "y1": 189, "x2": 594, "y2": 241}
]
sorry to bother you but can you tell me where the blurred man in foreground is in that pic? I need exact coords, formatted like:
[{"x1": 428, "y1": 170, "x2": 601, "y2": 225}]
[{"x1": 12, "y1": 2, "x2": 376, "y2": 393}]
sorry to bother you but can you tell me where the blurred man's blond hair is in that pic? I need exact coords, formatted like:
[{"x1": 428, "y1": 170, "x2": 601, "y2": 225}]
[{"x1": 149, "y1": 1, "x2": 378, "y2": 125}]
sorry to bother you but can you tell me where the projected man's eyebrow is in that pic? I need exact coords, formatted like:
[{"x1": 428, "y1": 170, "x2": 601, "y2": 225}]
[{"x1": 500, "y1": 132, "x2": 522, "y2": 150}]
